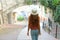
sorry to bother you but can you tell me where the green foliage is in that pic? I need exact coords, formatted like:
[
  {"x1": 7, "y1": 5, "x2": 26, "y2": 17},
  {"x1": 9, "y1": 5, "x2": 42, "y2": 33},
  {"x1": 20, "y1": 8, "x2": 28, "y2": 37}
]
[
  {"x1": 39, "y1": 0, "x2": 60, "y2": 24},
  {"x1": 52, "y1": 0, "x2": 60, "y2": 6},
  {"x1": 54, "y1": 5, "x2": 60, "y2": 24},
  {"x1": 52, "y1": 0, "x2": 58, "y2": 5},
  {"x1": 17, "y1": 16, "x2": 24, "y2": 21},
  {"x1": 47, "y1": 1, "x2": 52, "y2": 8},
  {"x1": 39, "y1": 0, "x2": 48, "y2": 6},
  {"x1": 25, "y1": 0, "x2": 32, "y2": 5},
  {"x1": 39, "y1": 0, "x2": 56, "y2": 10}
]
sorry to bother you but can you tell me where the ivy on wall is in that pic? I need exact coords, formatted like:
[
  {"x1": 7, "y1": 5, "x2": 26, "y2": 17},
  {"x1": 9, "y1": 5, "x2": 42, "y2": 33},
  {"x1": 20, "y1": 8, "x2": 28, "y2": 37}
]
[{"x1": 39, "y1": 0, "x2": 60, "y2": 24}]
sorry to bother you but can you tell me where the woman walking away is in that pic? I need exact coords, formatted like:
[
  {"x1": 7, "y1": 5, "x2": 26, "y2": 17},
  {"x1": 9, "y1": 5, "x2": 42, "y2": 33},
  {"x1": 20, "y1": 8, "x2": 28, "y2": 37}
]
[{"x1": 27, "y1": 9, "x2": 41, "y2": 40}]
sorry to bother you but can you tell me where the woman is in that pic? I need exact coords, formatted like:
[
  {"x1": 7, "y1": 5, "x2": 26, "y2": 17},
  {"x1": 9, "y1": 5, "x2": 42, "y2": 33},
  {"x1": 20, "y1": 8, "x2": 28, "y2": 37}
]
[{"x1": 27, "y1": 9, "x2": 41, "y2": 40}]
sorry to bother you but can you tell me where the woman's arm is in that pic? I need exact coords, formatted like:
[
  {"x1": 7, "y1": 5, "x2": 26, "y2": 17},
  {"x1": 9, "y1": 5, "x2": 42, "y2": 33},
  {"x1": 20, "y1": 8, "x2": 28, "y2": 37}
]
[
  {"x1": 27, "y1": 24, "x2": 29, "y2": 36},
  {"x1": 27, "y1": 16, "x2": 30, "y2": 36},
  {"x1": 28, "y1": 16, "x2": 30, "y2": 32},
  {"x1": 38, "y1": 16, "x2": 41, "y2": 34}
]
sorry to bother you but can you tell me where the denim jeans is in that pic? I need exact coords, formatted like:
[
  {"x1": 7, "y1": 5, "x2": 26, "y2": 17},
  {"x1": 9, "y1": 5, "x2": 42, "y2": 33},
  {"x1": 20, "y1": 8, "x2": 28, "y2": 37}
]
[{"x1": 31, "y1": 30, "x2": 39, "y2": 40}]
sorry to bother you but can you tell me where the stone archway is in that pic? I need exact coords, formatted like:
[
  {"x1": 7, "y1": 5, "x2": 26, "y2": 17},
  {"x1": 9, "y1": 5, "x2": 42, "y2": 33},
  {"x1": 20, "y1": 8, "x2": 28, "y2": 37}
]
[
  {"x1": 7, "y1": 12, "x2": 17, "y2": 24},
  {"x1": 7, "y1": 13, "x2": 12, "y2": 24},
  {"x1": 0, "y1": 14, "x2": 3, "y2": 24}
]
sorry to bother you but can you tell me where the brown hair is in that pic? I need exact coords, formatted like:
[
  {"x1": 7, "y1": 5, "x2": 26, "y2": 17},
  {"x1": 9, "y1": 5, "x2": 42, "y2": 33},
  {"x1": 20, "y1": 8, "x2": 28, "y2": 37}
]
[{"x1": 28, "y1": 14, "x2": 40, "y2": 29}]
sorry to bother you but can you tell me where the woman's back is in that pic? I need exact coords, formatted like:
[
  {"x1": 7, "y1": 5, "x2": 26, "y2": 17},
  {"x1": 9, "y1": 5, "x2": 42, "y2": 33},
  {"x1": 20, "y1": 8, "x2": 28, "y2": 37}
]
[{"x1": 28, "y1": 14, "x2": 40, "y2": 30}]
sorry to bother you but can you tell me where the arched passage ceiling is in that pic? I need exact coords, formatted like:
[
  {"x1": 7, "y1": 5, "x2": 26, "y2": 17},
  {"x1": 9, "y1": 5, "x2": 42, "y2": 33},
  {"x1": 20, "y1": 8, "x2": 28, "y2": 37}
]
[{"x1": 0, "y1": 0, "x2": 24, "y2": 13}]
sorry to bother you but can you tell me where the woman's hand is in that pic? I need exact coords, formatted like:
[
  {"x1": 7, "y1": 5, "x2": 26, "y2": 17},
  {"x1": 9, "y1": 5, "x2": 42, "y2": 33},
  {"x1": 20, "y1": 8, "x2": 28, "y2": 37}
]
[
  {"x1": 39, "y1": 31, "x2": 41, "y2": 35},
  {"x1": 27, "y1": 32, "x2": 29, "y2": 36},
  {"x1": 39, "y1": 32, "x2": 41, "y2": 35}
]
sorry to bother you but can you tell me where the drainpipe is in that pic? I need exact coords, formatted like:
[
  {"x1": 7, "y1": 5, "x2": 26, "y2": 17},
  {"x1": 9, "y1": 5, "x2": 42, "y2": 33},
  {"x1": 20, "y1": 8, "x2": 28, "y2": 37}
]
[{"x1": 55, "y1": 24, "x2": 58, "y2": 38}]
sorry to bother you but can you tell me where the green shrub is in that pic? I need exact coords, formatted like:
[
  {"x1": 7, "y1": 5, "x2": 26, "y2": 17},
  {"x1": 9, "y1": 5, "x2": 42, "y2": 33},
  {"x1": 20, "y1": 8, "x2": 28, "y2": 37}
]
[{"x1": 17, "y1": 16, "x2": 24, "y2": 21}]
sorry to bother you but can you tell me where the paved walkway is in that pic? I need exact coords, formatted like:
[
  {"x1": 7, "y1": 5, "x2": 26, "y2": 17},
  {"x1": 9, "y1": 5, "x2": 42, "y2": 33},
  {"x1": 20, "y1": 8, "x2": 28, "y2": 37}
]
[
  {"x1": 0, "y1": 24, "x2": 25, "y2": 40},
  {"x1": 17, "y1": 23, "x2": 58, "y2": 40},
  {"x1": 0, "y1": 21, "x2": 27, "y2": 40},
  {"x1": 0, "y1": 22, "x2": 58, "y2": 40}
]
